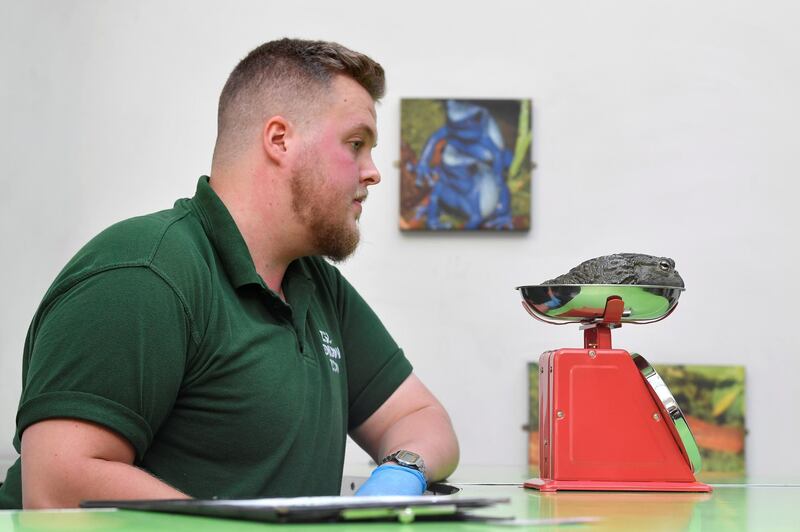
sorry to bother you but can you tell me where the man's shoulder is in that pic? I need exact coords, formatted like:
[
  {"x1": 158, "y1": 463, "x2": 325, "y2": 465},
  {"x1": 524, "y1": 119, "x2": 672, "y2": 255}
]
[
  {"x1": 96, "y1": 205, "x2": 196, "y2": 254},
  {"x1": 47, "y1": 202, "x2": 214, "y2": 300}
]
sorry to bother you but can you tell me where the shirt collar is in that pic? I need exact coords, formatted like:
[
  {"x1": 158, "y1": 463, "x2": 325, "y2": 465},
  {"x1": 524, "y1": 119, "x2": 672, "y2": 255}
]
[
  {"x1": 189, "y1": 176, "x2": 314, "y2": 294},
  {"x1": 190, "y1": 175, "x2": 264, "y2": 289}
]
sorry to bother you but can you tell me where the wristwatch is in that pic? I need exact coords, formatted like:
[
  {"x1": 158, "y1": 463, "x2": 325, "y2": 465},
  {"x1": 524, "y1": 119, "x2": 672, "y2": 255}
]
[{"x1": 381, "y1": 450, "x2": 426, "y2": 477}]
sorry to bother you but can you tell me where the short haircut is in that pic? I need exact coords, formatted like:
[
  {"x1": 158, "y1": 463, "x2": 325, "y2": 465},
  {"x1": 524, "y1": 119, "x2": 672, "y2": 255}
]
[{"x1": 213, "y1": 38, "x2": 385, "y2": 163}]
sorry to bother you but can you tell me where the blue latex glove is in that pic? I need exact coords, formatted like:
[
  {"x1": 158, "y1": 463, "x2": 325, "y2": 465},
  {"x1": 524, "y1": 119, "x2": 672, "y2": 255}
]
[{"x1": 354, "y1": 464, "x2": 427, "y2": 496}]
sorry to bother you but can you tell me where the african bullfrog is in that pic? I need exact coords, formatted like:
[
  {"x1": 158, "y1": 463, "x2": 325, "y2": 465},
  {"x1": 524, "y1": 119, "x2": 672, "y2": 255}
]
[{"x1": 542, "y1": 253, "x2": 684, "y2": 287}]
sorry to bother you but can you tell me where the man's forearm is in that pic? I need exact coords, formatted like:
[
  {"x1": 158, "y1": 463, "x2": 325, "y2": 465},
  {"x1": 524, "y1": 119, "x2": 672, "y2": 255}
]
[
  {"x1": 23, "y1": 457, "x2": 188, "y2": 509},
  {"x1": 370, "y1": 404, "x2": 459, "y2": 482},
  {"x1": 350, "y1": 374, "x2": 460, "y2": 486}
]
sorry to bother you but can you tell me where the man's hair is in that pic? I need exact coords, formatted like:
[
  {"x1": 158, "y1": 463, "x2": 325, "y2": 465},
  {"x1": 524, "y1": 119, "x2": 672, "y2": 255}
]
[{"x1": 213, "y1": 38, "x2": 385, "y2": 164}]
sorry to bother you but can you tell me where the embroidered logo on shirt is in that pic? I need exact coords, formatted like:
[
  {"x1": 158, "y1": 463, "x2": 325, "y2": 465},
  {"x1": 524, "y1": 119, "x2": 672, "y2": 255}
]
[{"x1": 319, "y1": 330, "x2": 341, "y2": 373}]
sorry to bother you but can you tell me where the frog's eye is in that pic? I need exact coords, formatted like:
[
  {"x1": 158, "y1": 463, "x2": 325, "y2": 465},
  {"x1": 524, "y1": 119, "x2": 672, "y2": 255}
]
[{"x1": 658, "y1": 260, "x2": 671, "y2": 272}]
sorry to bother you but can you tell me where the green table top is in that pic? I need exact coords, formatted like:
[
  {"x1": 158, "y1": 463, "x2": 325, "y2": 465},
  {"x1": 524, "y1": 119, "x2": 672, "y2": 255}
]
[{"x1": 1, "y1": 468, "x2": 796, "y2": 531}]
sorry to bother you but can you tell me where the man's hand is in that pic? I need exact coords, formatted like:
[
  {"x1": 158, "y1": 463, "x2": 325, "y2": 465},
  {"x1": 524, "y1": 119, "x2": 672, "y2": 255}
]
[
  {"x1": 21, "y1": 418, "x2": 187, "y2": 508},
  {"x1": 350, "y1": 373, "x2": 459, "y2": 494},
  {"x1": 354, "y1": 464, "x2": 426, "y2": 496}
]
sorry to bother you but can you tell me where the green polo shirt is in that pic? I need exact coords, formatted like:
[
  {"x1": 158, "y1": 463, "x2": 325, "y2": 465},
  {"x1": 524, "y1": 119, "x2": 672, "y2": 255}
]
[{"x1": 0, "y1": 176, "x2": 412, "y2": 508}]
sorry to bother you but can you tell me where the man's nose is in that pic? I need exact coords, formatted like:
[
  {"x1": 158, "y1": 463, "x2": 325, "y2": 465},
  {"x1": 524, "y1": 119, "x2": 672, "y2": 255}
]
[{"x1": 361, "y1": 157, "x2": 381, "y2": 186}]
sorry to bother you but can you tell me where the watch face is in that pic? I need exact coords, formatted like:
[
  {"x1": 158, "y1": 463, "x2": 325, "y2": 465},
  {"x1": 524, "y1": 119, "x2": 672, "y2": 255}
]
[
  {"x1": 382, "y1": 450, "x2": 426, "y2": 474},
  {"x1": 395, "y1": 450, "x2": 421, "y2": 464}
]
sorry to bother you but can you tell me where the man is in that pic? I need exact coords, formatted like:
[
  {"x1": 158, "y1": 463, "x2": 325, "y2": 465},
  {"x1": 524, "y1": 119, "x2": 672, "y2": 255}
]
[{"x1": 0, "y1": 38, "x2": 459, "y2": 509}]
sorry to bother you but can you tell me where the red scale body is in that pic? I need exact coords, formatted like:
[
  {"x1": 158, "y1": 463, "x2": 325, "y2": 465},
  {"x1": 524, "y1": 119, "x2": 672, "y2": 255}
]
[{"x1": 526, "y1": 297, "x2": 711, "y2": 492}]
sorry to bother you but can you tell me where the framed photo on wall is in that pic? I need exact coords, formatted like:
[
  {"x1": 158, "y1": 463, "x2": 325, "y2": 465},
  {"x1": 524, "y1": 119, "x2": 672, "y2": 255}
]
[{"x1": 400, "y1": 98, "x2": 532, "y2": 231}]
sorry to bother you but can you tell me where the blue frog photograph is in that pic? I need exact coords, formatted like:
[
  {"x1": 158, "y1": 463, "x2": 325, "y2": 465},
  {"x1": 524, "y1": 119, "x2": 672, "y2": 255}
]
[{"x1": 400, "y1": 98, "x2": 532, "y2": 231}]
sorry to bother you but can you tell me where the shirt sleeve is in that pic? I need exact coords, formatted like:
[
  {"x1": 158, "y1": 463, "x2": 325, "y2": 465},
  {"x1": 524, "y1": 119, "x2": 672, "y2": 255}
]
[
  {"x1": 332, "y1": 269, "x2": 413, "y2": 430},
  {"x1": 15, "y1": 266, "x2": 189, "y2": 461}
]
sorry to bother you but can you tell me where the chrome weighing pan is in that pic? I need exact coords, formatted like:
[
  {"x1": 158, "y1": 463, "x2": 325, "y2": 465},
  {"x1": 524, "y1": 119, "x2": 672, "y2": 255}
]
[{"x1": 516, "y1": 284, "x2": 684, "y2": 324}]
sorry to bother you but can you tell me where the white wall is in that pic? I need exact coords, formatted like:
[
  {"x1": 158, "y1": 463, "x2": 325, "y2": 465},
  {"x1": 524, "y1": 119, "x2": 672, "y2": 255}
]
[{"x1": 2, "y1": 0, "x2": 798, "y2": 479}]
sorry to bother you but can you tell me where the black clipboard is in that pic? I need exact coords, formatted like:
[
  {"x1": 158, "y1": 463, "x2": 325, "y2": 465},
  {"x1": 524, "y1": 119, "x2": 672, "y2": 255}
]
[{"x1": 81, "y1": 495, "x2": 509, "y2": 524}]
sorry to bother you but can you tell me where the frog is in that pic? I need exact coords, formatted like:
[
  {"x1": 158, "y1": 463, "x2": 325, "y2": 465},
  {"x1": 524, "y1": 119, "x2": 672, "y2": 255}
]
[
  {"x1": 412, "y1": 100, "x2": 513, "y2": 230},
  {"x1": 541, "y1": 253, "x2": 684, "y2": 287}
]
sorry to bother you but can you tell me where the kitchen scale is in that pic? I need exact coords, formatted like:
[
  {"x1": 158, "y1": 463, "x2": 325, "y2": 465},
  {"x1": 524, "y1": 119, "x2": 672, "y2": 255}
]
[{"x1": 516, "y1": 284, "x2": 712, "y2": 493}]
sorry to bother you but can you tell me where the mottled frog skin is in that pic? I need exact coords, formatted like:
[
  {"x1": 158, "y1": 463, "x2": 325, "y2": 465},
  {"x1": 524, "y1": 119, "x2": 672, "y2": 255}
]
[{"x1": 542, "y1": 253, "x2": 684, "y2": 287}]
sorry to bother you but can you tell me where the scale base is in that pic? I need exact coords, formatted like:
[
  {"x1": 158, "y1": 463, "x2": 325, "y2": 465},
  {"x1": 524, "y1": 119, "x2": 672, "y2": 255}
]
[{"x1": 525, "y1": 478, "x2": 712, "y2": 493}]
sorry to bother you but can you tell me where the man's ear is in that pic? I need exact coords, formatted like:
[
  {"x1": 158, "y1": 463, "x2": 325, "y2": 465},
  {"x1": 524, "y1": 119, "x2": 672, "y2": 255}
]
[{"x1": 262, "y1": 116, "x2": 292, "y2": 165}]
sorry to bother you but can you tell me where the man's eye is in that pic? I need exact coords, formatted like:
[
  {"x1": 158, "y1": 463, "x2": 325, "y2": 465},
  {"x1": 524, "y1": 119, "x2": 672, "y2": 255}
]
[{"x1": 350, "y1": 141, "x2": 363, "y2": 151}]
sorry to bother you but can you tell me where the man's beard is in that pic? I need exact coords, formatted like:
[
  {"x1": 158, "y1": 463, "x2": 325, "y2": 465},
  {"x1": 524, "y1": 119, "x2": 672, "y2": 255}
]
[{"x1": 290, "y1": 164, "x2": 360, "y2": 263}]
